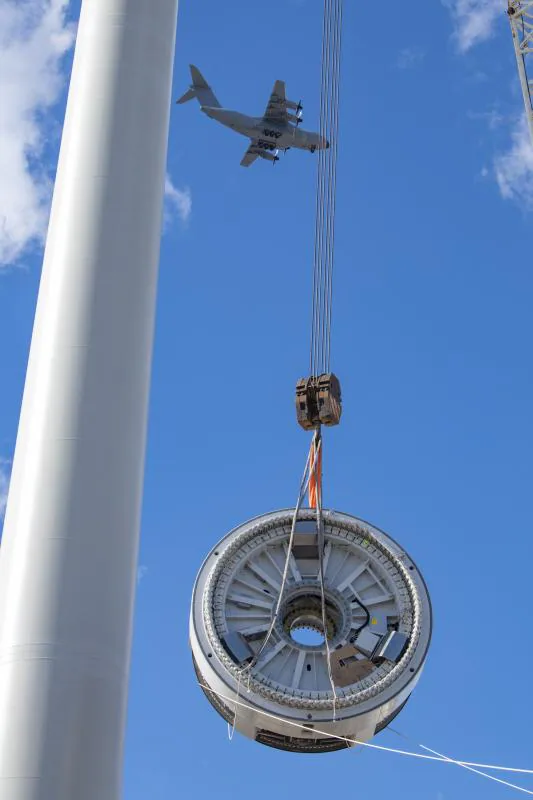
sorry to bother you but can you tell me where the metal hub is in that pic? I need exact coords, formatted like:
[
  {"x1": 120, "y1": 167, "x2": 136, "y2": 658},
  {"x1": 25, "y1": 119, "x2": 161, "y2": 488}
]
[{"x1": 279, "y1": 585, "x2": 348, "y2": 645}]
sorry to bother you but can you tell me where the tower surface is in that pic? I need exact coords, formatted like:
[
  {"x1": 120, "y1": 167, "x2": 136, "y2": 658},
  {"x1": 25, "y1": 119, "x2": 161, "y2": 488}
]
[{"x1": 0, "y1": 0, "x2": 178, "y2": 797}]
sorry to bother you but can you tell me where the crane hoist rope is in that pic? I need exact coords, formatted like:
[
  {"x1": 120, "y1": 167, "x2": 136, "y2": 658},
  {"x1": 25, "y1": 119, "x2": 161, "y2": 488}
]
[
  {"x1": 312, "y1": 0, "x2": 344, "y2": 376},
  {"x1": 298, "y1": 0, "x2": 346, "y2": 716},
  {"x1": 223, "y1": 2, "x2": 346, "y2": 688},
  {"x1": 312, "y1": 0, "x2": 343, "y2": 377},
  {"x1": 296, "y1": 0, "x2": 344, "y2": 439}
]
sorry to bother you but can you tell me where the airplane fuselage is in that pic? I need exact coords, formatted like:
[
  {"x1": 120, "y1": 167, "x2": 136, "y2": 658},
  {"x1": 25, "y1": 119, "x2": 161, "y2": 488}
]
[{"x1": 202, "y1": 107, "x2": 326, "y2": 153}]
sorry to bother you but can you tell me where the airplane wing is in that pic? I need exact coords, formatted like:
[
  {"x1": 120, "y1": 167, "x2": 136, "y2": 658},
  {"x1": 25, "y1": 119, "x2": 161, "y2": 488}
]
[
  {"x1": 241, "y1": 142, "x2": 260, "y2": 167},
  {"x1": 240, "y1": 140, "x2": 280, "y2": 167},
  {"x1": 263, "y1": 79, "x2": 288, "y2": 123}
]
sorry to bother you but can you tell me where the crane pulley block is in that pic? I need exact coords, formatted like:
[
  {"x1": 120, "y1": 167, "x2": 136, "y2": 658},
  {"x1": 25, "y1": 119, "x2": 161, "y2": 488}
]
[
  {"x1": 295, "y1": 373, "x2": 342, "y2": 430},
  {"x1": 295, "y1": 377, "x2": 316, "y2": 430},
  {"x1": 317, "y1": 372, "x2": 342, "y2": 426}
]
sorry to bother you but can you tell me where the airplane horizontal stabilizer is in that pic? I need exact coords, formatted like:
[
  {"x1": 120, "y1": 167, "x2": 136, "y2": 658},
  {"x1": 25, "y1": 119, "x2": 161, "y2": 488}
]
[{"x1": 176, "y1": 87, "x2": 196, "y2": 104}]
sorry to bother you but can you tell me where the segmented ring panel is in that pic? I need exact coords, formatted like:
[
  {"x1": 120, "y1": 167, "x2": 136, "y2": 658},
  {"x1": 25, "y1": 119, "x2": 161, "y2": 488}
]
[{"x1": 193, "y1": 509, "x2": 431, "y2": 721}]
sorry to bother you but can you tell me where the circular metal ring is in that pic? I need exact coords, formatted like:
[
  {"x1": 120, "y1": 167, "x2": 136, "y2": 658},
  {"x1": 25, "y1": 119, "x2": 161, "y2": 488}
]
[{"x1": 191, "y1": 509, "x2": 431, "y2": 752}]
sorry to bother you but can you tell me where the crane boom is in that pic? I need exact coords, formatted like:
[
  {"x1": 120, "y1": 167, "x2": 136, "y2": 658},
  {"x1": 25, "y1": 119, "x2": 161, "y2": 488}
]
[{"x1": 508, "y1": 1, "x2": 533, "y2": 143}]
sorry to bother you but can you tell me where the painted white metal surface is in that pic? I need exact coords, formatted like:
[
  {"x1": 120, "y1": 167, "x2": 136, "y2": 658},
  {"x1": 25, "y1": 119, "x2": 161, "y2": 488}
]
[
  {"x1": 0, "y1": 0, "x2": 178, "y2": 797},
  {"x1": 508, "y1": 1, "x2": 533, "y2": 143}
]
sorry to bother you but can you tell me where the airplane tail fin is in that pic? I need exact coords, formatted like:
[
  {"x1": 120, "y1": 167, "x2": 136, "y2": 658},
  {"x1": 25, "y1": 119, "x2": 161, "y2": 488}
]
[{"x1": 176, "y1": 65, "x2": 221, "y2": 108}]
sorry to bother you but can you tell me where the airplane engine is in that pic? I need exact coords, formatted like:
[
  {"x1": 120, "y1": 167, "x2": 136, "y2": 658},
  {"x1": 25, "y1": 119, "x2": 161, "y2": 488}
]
[
  {"x1": 287, "y1": 111, "x2": 303, "y2": 125},
  {"x1": 190, "y1": 509, "x2": 432, "y2": 753},
  {"x1": 257, "y1": 149, "x2": 279, "y2": 162}
]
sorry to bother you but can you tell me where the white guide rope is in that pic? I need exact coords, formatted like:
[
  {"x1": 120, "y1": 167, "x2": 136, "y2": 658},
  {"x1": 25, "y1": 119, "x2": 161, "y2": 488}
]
[
  {"x1": 314, "y1": 436, "x2": 338, "y2": 720},
  {"x1": 226, "y1": 434, "x2": 323, "y2": 738},
  {"x1": 241, "y1": 434, "x2": 321, "y2": 673},
  {"x1": 204, "y1": 683, "x2": 533, "y2": 796}
]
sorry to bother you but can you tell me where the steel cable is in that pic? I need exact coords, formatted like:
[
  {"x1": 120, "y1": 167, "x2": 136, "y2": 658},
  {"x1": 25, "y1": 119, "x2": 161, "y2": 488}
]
[
  {"x1": 321, "y1": 0, "x2": 339, "y2": 375},
  {"x1": 311, "y1": 0, "x2": 334, "y2": 375},
  {"x1": 204, "y1": 684, "x2": 533, "y2": 795},
  {"x1": 325, "y1": 0, "x2": 343, "y2": 373},
  {"x1": 317, "y1": 0, "x2": 335, "y2": 375},
  {"x1": 310, "y1": 0, "x2": 343, "y2": 377}
]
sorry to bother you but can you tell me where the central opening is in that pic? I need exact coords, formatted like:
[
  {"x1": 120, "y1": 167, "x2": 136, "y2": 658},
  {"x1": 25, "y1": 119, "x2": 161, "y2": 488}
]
[
  {"x1": 282, "y1": 591, "x2": 340, "y2": 647},
  {"x1": 290, "y1": 624, "x2": 325, "y2": 647}
]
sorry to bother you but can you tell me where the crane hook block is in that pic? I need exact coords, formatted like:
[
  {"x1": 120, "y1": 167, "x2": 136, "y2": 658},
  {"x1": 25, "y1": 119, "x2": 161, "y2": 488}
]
[{"x1": 295, "y1": 373, "x2": 342, "y2": 430}]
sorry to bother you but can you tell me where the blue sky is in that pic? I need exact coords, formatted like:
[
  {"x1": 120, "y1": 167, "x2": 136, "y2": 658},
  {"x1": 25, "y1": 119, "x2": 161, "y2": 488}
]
[{"x1": 1, "y1": 0, "x2": 533, "y2": 798}]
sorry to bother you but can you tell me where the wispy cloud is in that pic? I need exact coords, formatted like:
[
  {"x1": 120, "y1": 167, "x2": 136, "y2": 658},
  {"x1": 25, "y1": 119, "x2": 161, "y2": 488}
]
[
  {"x1": 0, "y1": 459, "x2": 11, "y2": 521},
  {"x1": 164, "y1": 174, "x2": 192, "y2": 228},
  {"x1": 397, "y1": 47, "x2": 425, "y2": 69},
  {"x1": 137, "y1": 564, "x2": 148, "y2": 585},
  {"x1": 468, "y1": 107, "x2": 505, "y2": 130},
  {"x1": 0, "y1": 0, "x2": 75, "y2": 268},
  {"x1": 444, "y1": 1, "x2": 533, "y2": 209},
  {"x1": 443, "y1": 0, "x2": 502, "y2": 52},
  {"x1": 494, "y1": 115, "x2": 533, "y2": 207}
]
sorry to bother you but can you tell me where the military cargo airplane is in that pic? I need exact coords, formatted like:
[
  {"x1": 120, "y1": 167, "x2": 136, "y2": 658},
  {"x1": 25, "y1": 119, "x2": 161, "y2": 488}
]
[{"x1": 177, "y1": 65, "x2": 329, "y2": 167}]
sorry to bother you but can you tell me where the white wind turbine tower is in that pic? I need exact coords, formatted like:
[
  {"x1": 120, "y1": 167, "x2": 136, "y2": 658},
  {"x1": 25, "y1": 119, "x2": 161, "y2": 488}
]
[{"x1": 0, "y1": 1, "x2": 179, "y2": 798}]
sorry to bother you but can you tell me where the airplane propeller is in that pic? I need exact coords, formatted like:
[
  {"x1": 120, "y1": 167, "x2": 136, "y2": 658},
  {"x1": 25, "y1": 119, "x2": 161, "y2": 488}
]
[{"x1": 287, "y1": 98, "x2": 304, "y2": 123}]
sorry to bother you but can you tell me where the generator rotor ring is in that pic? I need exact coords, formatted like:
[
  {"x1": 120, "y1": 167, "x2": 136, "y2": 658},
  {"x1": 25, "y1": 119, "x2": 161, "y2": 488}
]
[{"x1": 191, "y1": 509, "x2": 431, "y2": 751}]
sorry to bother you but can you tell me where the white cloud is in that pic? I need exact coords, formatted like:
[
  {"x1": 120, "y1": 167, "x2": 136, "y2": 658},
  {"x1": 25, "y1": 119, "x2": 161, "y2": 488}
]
[
  {"x1": 444, "y1": 1, "x2": 533, "y2": 209},
  {"x1": 164, "y1": 174, "x2": 192, "y2": 228},
  {"x1": 444, "y1": 0, "x2": 502, "y2": 52},
  {"x1": 0, "y1": 0, "x2": 75, "y2": 268},
  {"x1": 397, "y1": 47, "x2": 425, "y2": 69},
  {"x1": 0, "y1": 3, "x2": 187, "y2": 266},
  {"x1": 494, "y1": 115, "x2": 533, "y2": 206},
  {"x1": 0, "y1": 459, "x2": 11, "y2": 521}
]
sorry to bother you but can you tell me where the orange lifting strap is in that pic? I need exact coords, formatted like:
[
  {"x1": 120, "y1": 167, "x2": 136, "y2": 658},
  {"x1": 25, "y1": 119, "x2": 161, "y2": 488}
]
[{"x1": 308, "y1": 437, "x2": 322, "y2": 509}]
